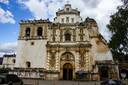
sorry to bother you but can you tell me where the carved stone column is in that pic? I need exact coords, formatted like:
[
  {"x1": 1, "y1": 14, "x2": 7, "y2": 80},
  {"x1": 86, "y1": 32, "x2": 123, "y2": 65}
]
[
  {"x1": 46, "y1": 49, "x2": 50, "y2": 70},
  {"x1": 52, "y1": 29, "x2": 56, "y2": 41},
  {"x1": 79, "y1": 48, "x2": 86, "y2": 70},
  {"x1": 49, "y1": 49, "x2": 56, "y2": 70},
  {"x1": 73, "y1": 29, "x2": 76, "y2": 41},
  {"x1": 56, "y1": 47, "x2": 60, "y2": 71},
  {"x1": 44, "y1": 25, "x2": 47, "y2": 38},
  {"x1": 60, "y1": 29, "x2": 63, "y2": 42},
  {"x1": 79, "y1": 29, "x2": 84, "y2": 41}
]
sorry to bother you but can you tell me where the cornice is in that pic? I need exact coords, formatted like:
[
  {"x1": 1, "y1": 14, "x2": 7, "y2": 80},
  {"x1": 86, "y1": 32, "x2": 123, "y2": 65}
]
[
  {"x1": 46, "y1": 42, "x2": 92, "y2": 48},
  {"x1": 18, "y1": 36, "x2": 47, "y2": 40},
  {"x1": 20, "y1": 19, "x2": 52, "y2": 25}
]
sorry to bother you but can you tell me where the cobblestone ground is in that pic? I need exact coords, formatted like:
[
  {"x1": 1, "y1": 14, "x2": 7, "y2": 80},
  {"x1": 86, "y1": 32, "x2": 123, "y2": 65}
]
[{"x1": 22, "y1": 79, "x2": 101, "y2": 85}]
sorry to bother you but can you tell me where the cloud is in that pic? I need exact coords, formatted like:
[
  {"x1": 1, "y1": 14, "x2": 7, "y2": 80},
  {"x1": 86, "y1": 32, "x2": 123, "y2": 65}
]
[
  {"x1": 0, "y1": 7, "x2": 15, "y2": 24},
  {"x1": 18, "y1": 0, "x2": 64, "y2": 19},
  {"x1": 0, "y1": 0, "x2": 9, "y2": 4},
  {"x1": 18, "y1": 0, "x2": 122, "y2": 41},
  {"x1": 0, "y1": 0, "x2": 15, "y2": 24},
  {"x1": 0, "y1": 42, "x2": 17, "y2": 57}
]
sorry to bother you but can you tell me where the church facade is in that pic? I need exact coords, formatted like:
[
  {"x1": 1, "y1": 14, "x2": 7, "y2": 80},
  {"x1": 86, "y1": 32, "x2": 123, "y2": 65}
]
[{"x1": 15, "y1": 4, "x2": 118, "y2": 80}]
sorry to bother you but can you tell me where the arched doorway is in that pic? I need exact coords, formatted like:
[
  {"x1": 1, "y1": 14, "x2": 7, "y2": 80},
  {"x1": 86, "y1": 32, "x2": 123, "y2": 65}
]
[
  {"x1": 63, "y1": 63, "x2": 73, "y2": 80},
  {"x1": 99, "y1": 66, "x2": 109, "y2": 80},
  {"x1": 60, "y1": 52, "x2": 75, "y2": 80}
]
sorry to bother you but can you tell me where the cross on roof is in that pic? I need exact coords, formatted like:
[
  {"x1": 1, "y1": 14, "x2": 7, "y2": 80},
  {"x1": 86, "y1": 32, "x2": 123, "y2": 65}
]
[{"x1": 66, "y1": 0, "x2": 69, "y2": 4}]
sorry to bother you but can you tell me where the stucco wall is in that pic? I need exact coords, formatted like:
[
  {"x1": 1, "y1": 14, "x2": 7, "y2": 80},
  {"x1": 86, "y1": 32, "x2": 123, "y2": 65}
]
[
  {"x1": 54, "y1": 14, "x2": 82, "y2": 23},
  {"x1": 15, "y1": 40, "x2": 47, "y2": 68}
]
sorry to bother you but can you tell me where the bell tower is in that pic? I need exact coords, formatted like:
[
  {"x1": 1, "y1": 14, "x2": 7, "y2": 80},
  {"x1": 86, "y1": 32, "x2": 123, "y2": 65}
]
[{"x1": 15, "y1": 19, "x2": 51, "y2": 68}]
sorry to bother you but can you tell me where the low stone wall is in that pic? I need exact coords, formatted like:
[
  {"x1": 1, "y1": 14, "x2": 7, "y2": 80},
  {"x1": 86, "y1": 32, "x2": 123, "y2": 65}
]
[
  {"x1": 46, "y1": 73, "x2": 59, "y2": 80},
  {"x1": 22, "y1": 79, "x2": 101, "y2": 85},
  {"x1": 22, "y1": 78, "x2": 128, "y2": 85},
  {"x1": 9, "y1": 69, "x2": 59, "y2": 80},
  {"x1": 9, "y1": 71, "x2": 45, "y2": 79}
]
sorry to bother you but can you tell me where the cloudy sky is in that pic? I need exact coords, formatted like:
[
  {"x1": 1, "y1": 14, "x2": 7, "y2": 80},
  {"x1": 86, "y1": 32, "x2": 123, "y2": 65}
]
[{"x1": 0, "y1": 0, "x2": 122, "y2": 56}]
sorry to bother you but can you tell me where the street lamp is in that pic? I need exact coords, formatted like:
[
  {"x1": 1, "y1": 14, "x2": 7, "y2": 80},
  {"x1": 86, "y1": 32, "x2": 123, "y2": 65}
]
[{"x1": 121, "y1": 73, "x2": 126, "y2": 80}]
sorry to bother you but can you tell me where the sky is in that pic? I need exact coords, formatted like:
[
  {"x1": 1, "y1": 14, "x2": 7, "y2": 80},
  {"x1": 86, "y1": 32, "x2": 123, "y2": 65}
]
[{"x1": 0, "y1": 0, "x2": 122, "y2": 57}]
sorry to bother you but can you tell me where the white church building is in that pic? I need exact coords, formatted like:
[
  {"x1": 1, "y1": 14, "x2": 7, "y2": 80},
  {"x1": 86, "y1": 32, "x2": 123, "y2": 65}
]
[{"x1": 14, "y1": 3, "x2": 118, "y2": 80}]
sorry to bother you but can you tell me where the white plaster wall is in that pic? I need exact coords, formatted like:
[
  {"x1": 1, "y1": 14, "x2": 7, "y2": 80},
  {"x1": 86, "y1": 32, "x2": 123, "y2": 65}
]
[
  {"x1": 54, "y1": 14, "x2": 82, "y2": 23},
  {"x1": 95, "y1": 51, "x2": 113, "y2": 61},
  {"x1": 2, "y1": 57, "x2": 15, "y2": 69},
  {"x1": 90, "y1": 38, "x2": 113, "y2": 61},
  {"x1": 90, "y1": 39, "x2": 99, "y2": 62},
  {"x1": 15, "y1": 40, "x2": 47, "y2": 68}
]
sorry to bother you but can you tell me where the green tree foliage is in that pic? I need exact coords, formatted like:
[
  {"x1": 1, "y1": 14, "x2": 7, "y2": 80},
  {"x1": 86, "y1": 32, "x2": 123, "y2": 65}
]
[
  {"x1": 107, "y1": 5, "x2": 128, "y2": 61},
  {"x1": 122, "y1": 0, "x2": 128, "y2": 7}
]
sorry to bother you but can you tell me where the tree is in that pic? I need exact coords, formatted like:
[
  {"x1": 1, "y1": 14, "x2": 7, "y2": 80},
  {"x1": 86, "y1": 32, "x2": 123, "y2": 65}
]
[
  {"x1": 121, "y1": 0, "x2": 128, "y2": 7},
  {"x1": 107, "y1": 3, "x2": 128, "y2": 62}
]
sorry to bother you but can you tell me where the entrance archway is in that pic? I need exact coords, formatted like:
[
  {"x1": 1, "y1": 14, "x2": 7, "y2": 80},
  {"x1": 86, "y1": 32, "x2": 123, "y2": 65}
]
[
  {"x1": 63, "y1": 63, "x2": 73, "y2": 80},
  {"x1": 99, "y1": 66, "x2": 109, "y2": 80},
  {"x1": 60, "y1": 52, "x2": 75, "y2": 80}
]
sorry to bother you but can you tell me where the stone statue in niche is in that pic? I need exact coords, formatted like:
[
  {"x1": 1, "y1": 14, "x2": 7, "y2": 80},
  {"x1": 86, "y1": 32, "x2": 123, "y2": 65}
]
[
  {"x1": 79, "y1": 48, "x2": 86, "y2": 68},
  {"x1": 49, "y1": 50, "x2": 56, "y2": 67}
]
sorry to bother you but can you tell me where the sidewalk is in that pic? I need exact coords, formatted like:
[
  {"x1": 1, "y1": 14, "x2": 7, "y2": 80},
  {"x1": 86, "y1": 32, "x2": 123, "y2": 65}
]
[{"x1": 22, "y1": 79, "x2": 101, "y2": 85}]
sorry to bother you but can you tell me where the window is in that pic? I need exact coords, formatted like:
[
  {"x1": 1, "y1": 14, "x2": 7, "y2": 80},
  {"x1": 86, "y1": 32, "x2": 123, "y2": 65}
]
[
  {"x1": 66, "y1": 8, "x2": 69, "y2": 11},
  {"x1": 37, "y1": 27, "x2": 43, "y2": 36},
  {"x1": 61, "y1": 18, "x2": 64, "y2": 23},
  {"x1": 31, "y1": 42, "x2": 34, "y2": 45},
  {"x1": 66, "y1": 17, "x2": 69, "y2": 23},
  {"x1": 65, "y1": 33, "x2": 71, "y2": 41},
  {"x1": 12, "y1": 59, "x2": 15, "y2": 64},
  {"x1": 71, "y1": 18, "x2": 74, "y2": 23},
  {"x1": 25, "y1": 27, "x2": 30, "y2": 37},
  {"x1": 26, "y1": 61, "x2": 31, "y2": 68}
]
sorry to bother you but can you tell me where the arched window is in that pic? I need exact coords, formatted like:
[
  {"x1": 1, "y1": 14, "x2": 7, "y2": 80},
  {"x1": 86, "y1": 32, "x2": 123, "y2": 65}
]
[
  {"x1": 65, "y1": 33, "x2": 71, "y2": 41},
  {"x1": 37, "y1": 27, "x2": 43, "y2": 36},
  {"x1": 12, "y1": 59, "x2": 15, "y2": 64},
  {"x1": 66, "y1": 17, "x2": 69, "y2": 23},
  {"x1": 66, "y1": 8, "x2": 69, "y2": 11},
  {"x1": 26, "y1": 61, "x2": 31, "y2": 68},
  {"x1": 25, "y1": 27, "x2": 30, "y2": 37}
]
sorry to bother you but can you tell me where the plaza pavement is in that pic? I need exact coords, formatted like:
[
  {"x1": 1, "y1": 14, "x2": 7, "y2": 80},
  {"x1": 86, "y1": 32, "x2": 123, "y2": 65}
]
[{"x1": 22, "y1": 79, "x2": 101, "y2": 85}]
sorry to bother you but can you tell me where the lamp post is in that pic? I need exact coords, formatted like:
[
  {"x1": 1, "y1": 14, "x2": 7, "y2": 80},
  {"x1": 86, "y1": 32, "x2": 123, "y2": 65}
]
[{"x1": 121, "y1": 73, "x2": 126, "y2": 80}]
